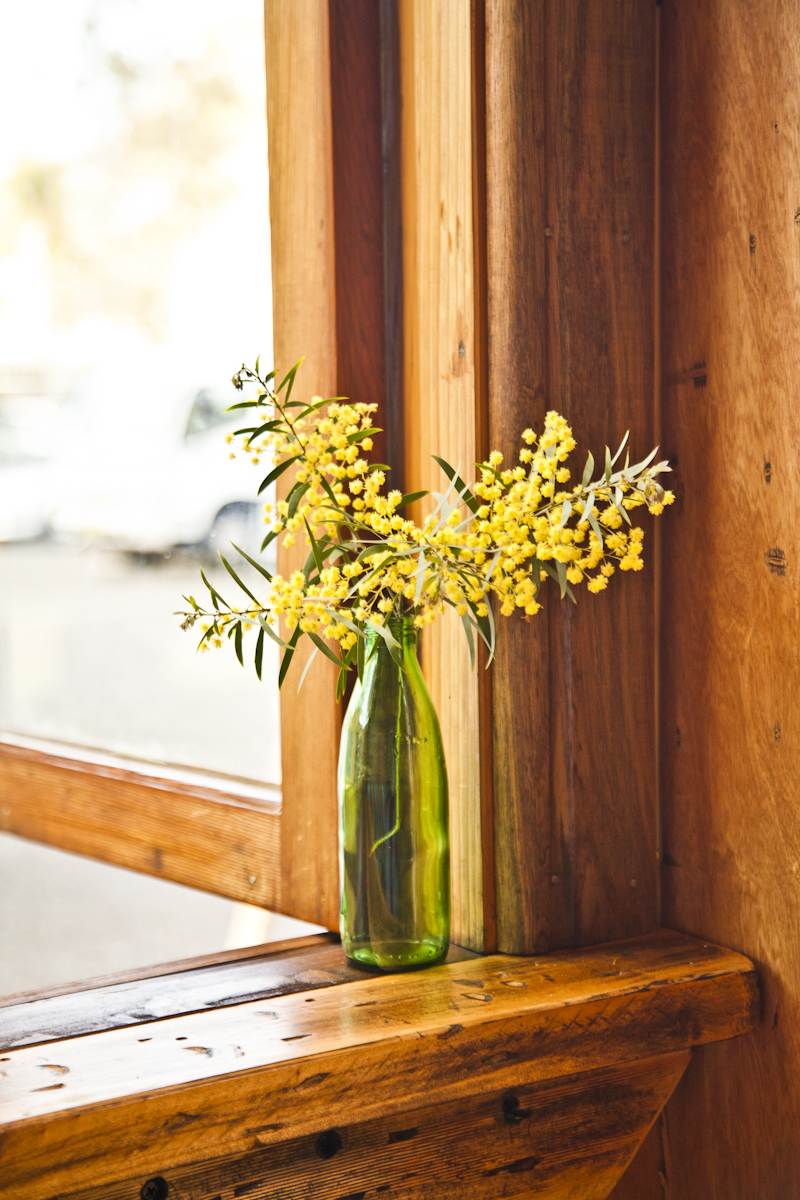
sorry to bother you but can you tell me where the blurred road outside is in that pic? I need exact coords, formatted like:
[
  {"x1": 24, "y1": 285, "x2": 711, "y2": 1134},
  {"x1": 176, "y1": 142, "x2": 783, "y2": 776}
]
[{"x1": 0, "y1": 831, "x2": 324, "y2": 997}]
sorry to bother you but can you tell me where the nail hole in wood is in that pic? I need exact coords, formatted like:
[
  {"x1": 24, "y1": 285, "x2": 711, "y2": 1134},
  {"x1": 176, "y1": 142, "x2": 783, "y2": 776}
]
[
  {"x1": 315, "y1": 1129, "x2": 343, "y2": 1159},
  {"x1": 140, "y1": 1179, "x2": 169, "y2": 1200}
]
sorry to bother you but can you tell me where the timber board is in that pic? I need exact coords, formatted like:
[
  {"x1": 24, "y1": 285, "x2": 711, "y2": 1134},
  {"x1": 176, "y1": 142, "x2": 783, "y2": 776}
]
[
  {"x1": 51, "y1": 1052, "x2": 691, "y2": 1200},
  {"x1": 0, "y1": 931, "x2": 757, "y2": 1199}
]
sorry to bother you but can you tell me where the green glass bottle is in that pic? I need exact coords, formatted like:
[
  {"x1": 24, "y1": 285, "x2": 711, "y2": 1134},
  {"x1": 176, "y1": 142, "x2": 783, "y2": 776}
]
[{"x1": 338, "y1": 615, "x2": 449, "y2": 971}]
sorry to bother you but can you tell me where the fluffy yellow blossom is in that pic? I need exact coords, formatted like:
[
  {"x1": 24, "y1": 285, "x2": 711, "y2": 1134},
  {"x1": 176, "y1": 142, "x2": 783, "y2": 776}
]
[{"x1": 182, "y1": 364, "x2": 673, "y2": 689}]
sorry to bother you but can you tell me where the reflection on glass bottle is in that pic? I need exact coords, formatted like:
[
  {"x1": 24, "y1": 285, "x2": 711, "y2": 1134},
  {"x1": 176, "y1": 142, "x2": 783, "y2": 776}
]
[{"x1": 338, "y1": 616, "x2": 449, "y2": 971}]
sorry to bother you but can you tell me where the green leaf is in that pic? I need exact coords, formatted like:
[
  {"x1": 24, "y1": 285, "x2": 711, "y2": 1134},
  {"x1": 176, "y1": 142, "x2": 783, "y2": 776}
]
[
  {"x1": 303, "y1": 517, "x2": 324, "y2": 576},
  {"x1": 336, "y1": 666, "x2": 347, "y2": 703},
  {"x1": 627, "y1": 445, "x2": 660, "y2": 476},
  {"x1": 261, "y1": 528, "x2": 280, "y2": 554},
  {"x1": 254, "y1": 354, "x2": 260, "y2": 375},
  {"x1": 257, "y1": 454, "x2": 302, "y2": 496},
  {"x1": 258, "y1": 615, "x2": 291, "y2": 650},
  {"x1": 233, "y1": 419, "x2": 284, "y2": 436},
  {"x1": 398, "y1": 490, "x2": 429, "y2": 507},
  {"x1": 296, "y1": 396, "x2": 332, "y2": 420},
  {"x1": 278, "y1": 626, "x2": 302, "y2": 689},
  {"x1": 604, "y1": 445, "x2": 612, "y2": 482},
  {"x1": 234, "y1": 621, "x2": 244, "y2": 666},
  {"x1": 357, "y1": 543, "x2": 390, "y2": 562},
  {"x1": 275, "y1": 357, "x2": 304, "y2": 400},
  {"x1": 582, "y1": 451, "x2": 595, "y2": 487},
  {"x1": 308, "y1": 630, "x2": 343, "y2": 669},
  {"x1": 297, "y1": 645, "x2": 318, "y2": 693},
  {"x1": 218, "y1": 553, "x2": 259, "y2": 603},
  {"x1": 432, "y1": 456, "x2": 480, "y2": 513},
  {"x1": 414, "y1": 550, "x2": 427, "y2": 606},
  {"x1": 347, "y1": 427, "x2": 383, "y2": 444},
  {"x1": 610, "y1": 430, "x2": 630, "y2": 467},
  {"x1": 286, "y1": 479, "x2": 310, "y2": 520},
  {"x1": 230, "y1": 542, "x2": 273, "y2": 583},
  {"x1": 556, "y1": 499, "x2": 572, "y2": 531},
  {"x1": 254, "y1": 627, "x2": 264, "y2": 680},
  {"x1": 199, "y1": 567, "x2": 230, "y2": 610},
  {"x1": 226, "y1": 400, "x2": 260, "y2": 411},
  {"x1": 357, "y1": 627, "x2": 365, "y2": 681},
  {"x1": 460, "y1": 611, "x2": 475, "y2": 669}
]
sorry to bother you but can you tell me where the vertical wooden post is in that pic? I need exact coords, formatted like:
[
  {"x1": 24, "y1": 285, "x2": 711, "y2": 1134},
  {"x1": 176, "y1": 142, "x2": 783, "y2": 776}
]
[
  {"x1": 650, "y1": 1, "x2": 800, "y2": 1194},
  {"x1": 399, "y1": 0, "x2": 491, "y2": 950},
  {"x1": 485, "y1": 0, "x2": 658, "y2": 953},
  {"x1": 264, "y1": 0, "x2": 340, "y2": 928}
]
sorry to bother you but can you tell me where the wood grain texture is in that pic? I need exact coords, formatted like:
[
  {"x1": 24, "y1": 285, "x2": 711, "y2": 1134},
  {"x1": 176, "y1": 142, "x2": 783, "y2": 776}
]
[
  {"x1": 484, "y1": 0, "x2": 658, "y2": 954},
  {"x1": 329, "y1": 0, "x2": 390, "y2": 459},
  {"x1": 648, "y1": 2, "x2": 800, "y2": 1195},
  {"x1": 607, "y1": 1118, "x2": 665, "y2": 1200},
  {"x1": 51, "y1": 1052, "x2": 691, "y2": 1200},
  {"x1": 0, "y1": 932, "x2": 757, "y2": 1199},
  {"x1": 0, "y1": 742, "x2": 280, "y2": 909},
  {"x1": 1, "y1": 939, "x2": 474, "y2": 1051},
  {"x1": 0, "y1": 933, "x2": 336, "y2": 1010},
  {"x1": 399, "y1": 0, "x2": 487, "y2": 952},
  {"x1": 264, "y1": 0, "x2": 340, "y2": 929}
]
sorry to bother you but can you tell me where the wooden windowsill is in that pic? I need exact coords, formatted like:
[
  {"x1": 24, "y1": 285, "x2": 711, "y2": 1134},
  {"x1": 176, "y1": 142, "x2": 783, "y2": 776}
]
[{"x1": 0, "y1": 930, "x2": 757, "y2": 1200}]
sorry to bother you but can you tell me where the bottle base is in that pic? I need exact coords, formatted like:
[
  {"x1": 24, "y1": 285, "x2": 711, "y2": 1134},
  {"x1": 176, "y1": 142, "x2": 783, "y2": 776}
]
[{"x1": 343, "y1": 939, "x2": 449, "y2": 973}]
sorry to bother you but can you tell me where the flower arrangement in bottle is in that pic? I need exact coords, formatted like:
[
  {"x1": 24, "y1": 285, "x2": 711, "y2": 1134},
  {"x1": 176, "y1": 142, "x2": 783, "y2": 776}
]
[{"x1": 179, "y1": 357, "x2": 673, "y2": 971}]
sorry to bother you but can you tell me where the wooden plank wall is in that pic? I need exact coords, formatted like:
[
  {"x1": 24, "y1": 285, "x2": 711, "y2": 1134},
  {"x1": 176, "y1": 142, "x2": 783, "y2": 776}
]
[
  {"x1": 263, "y1": 0, "x2": 340, "y2": 928},
  {"x1": 399, "y1": 0, "x2": 490, "y2": 950},
  {"x1": 615, "y1": 1, "x2": 800, "y2": 1194},
  {"x1": 484, "y1": 0, "x2": 659, "y2": 954}
]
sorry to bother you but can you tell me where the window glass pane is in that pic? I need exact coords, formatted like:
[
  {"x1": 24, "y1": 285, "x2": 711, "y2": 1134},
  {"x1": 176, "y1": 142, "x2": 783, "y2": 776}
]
[
  {"x1": 0, "y1": 832, "x2": 322, "y2": 996},
  {"x1": 0, "y1": 0, "x2": 279, "y2": 784}
]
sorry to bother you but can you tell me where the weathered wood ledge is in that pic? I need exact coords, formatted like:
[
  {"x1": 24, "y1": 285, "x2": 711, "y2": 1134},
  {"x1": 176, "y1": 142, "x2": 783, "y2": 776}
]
[{"x1": 0, "y1": 930, "x2": 757, "y2": 1200}]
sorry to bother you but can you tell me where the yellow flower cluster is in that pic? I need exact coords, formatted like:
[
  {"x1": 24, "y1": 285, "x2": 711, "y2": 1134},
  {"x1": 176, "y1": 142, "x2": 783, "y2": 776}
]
[{"x1": 181, "y1": 361, "x2": 674, "y2": 686}]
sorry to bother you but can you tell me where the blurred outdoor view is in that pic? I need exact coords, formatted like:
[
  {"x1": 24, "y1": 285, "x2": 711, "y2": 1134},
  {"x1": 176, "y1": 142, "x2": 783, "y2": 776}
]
[
  {"x1": 0, "y1": 0, "x2": 280, "y2": 781},
  {"x1": 0, "y1": 0, "x2": 315, "y2": 994}
]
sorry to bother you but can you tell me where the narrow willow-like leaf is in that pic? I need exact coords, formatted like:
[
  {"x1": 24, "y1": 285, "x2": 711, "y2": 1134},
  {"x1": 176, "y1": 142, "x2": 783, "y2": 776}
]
[
  {"x1": 414, "y1": 550, "x2": 427, "y2": 606},
  {"x1": 218, "y1": 554, "x2": 259, "y2": 604},
  {"x1": 258, "y1": 614, "x2": 291, "y2": 650},
  {"x1": 604, "y1": 445, "x2": 612, "y2": 481},
  {"x1": 347, "y1": 427, "x2": 383, "y2": 444},
  {"x1": 278, "y1": 626, "x2": 302, "y2": 689},
  {"x1": 257, "y1": 454, "x2": 301, "y2": 495},
  {"x1": 199, "y1": 568, "x2": 230, "y2": 611},
  {"x1": 286, "y1": 479, "x2": 310, "y2": 520},
  {"x1": 275, "y1": 357, "x2": 304, "y2": 399},
  {"x1": 230, "y1": 542, "x2": 272, "y2": 583},
  {"x1": 610, "y1": 429, "x2": 630, "y2": 467},
  {"x1": 261, "y1": 528, "x2": 279, "y2": 554},
  {"x1": 303, "y1": 517, "x2": 324, "y2": 576},
  {"x1": 254, "y1": 627, "x2": 264, "y2": 680},
  {"x1": 308, "y1": 630, "x2": 343, "y2": 668},
  {"x1": 297, "y1": 645, "x2": 318, "y2": 693},
  {"x1": 398, "y1": 489, "x2": 429, "y2": 508},
  {"x1": 431, "y1": 455, "x2": 480, "y2": 514},
  {"x1": 460, "y1": 611, "x2": 475, "y2": 669},
  {"x1": 233, "y1": 419, "x2": 283, "y2": 436},
  {"x1": 627, "y1": 445, "x2": 660, "y2": 476},
  {"x1": 234, "y1": 621, "x2": 244, "y2": 666},
  {"x1": 357, "y1": 542, "x2": 391, "y2": 562},
  {"x1": 582, "y1": 451, "x2": 595, "y2": 487}
]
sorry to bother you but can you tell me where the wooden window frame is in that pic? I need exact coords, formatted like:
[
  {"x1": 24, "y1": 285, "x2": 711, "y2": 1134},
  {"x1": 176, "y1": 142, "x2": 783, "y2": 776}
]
[{"x1": 1, "y1": 0, "x2": 663, "y2": 959}]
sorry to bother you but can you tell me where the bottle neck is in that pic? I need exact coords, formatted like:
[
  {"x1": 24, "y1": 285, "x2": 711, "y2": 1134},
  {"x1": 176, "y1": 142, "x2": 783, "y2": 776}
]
[{"x1": 363, "y1": 614, "x2": 418, "y2": 653}]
